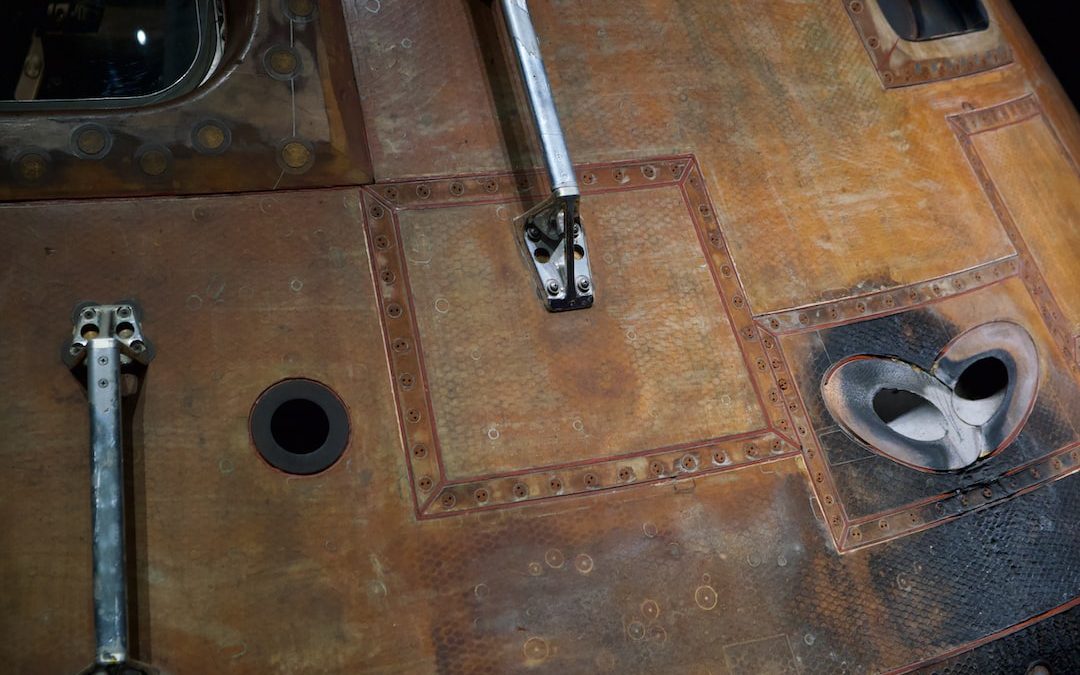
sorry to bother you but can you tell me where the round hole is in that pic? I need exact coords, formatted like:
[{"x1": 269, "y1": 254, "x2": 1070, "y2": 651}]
[
  {"x1": 573, "y1": 245, "x2": 585, "y2": 261},
  {"x1": 271, "y1": 399, "x2": 329, "y2": 454},
  {"x1": 533, "y1": 248, "x2": 551, "y2": 263},
  {"x1": 250, "y1": 379, "x2": 350, "y2": 475},
  {"x1": 952, "y1": 357, "x2": 1009, "y2": 426},
  {"x1": 872, "y1": 388, "x2": 947, "y2": 442}
]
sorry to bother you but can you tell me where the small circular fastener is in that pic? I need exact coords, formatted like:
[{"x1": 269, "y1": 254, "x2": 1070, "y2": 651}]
[
  {"x1": 135, "y1": 144, "x2": 172, "y2": 177},
  {"x1": 277, "y1": 137, "x2": 315, "y2": 174},
  {"x1": 72, "y1": 124, "x2": 113, "y2": 159},
  {"x1": 264, "y1": 45, "x2": 302, "y2": 80},
  {"x1": 12, "y1": 148, "x2": 49, "y2": 183},
  {"x1": 191, "y1": 119, "x2": 232, "y2": 155},
  {"x1": 545, "y1": 280, "x2": 561, "y2": 296},
  {"x1": 283, "y1": 0, "x2": 317, "y2": 22},
  {"x1": 576, "y1": 276, "x2": 591, "y2": 293}
]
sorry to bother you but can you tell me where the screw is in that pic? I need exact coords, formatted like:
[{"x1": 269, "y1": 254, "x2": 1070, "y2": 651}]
[
  {"x1": 545, "y1": 280, "x2": 561, "y2": 295},
  {"x1": 573, "y1": 222, "x2": 580, "y2": 237},
  {"x1": 526, "y1": 225, "x2": 542, "y2": 242},
  {"x1": 98, "y1": 379, "x2": 109, "y2": 388},
  {"x1": 97, "y1": 356, "x2": 109, "y2": 365},
  {"x1": 69, "y1": 343, "x2": 84, "y2": 355},
  {"x1": 117, "y1": 306, "x2": 131, "y2": 318},
  {"x1": 131, "y1": 341, "x2": 145, "y2": 353},
  {"x1": 576, "y1": 276, "x2": 591, "y2": 292},
  {"x1": 82, "y1": 309, "x2": 96, "y2": 320}
]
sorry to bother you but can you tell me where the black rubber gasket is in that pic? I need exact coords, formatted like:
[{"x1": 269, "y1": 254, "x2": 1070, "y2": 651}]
[{"x1": 250, "y1": 379, "x2": 349, "y2": 475}]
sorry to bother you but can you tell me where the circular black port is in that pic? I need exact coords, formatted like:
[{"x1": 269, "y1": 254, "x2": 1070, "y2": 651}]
[{"x1": 250, "y1": 379, "x2": 349, "y2": 475}]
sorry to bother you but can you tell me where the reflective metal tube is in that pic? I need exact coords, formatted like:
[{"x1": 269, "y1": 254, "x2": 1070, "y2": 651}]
[
  {"x1": 87, "y1": 337, "x2": 128, "y2": 665},
  {"x1": 499, "y1": 0, "x2": 579, "y2": 198}
]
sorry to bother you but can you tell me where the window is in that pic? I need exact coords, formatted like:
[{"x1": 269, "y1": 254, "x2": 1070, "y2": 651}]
[
  {"x1": 0, "y1": 0, "x2": 224, "y2": 108},
  {"x1": 877, "y1": 0, "x2": 989, "y2": 41}
]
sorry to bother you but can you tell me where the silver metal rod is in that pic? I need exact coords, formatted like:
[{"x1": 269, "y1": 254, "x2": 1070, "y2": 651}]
[
  {"x1": 499, "y1": 0, "x2": 579, "y2": 198},
  {"x1": 87, "y1": 337, "x2": 128, "y2": 665}
]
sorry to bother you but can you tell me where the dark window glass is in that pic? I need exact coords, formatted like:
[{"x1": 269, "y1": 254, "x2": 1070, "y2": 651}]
[
  {"x1": 877, "y1": 0, "x2": 989, "y2": 41},
  {"x1": 0, "y1": 1, "x2": 220, "y2": 105}
]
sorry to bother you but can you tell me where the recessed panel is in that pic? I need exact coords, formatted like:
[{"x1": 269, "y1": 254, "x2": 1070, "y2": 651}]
[{"x1": 400, "y1": 187, "x2": 760, "y2": 477}]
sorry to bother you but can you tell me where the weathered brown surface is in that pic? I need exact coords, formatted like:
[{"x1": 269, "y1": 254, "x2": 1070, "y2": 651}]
[
  {"x1": 2, "y1": 0, "x2": 1080, "y2": 673},
  {"x1": 0, "y1": 0, "x2": 371, "y2": 200}
]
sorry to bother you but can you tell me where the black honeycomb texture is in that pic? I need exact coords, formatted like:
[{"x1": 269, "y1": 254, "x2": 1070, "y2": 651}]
[
  {"x1": 798, "y1": 308, "x2": 1080, "y2": 520},
  {"x1": 916, "y1": 604, "x2": 1080, "y2": 674}
]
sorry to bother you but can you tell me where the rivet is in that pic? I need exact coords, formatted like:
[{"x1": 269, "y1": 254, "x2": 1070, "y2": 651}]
[
  {"x1": 264, "y1": 46, "x2": 302, "y2": 80},
  {"x1": 278, "y1": 138, "x2": 313, "y2": 173},
  {"x1": 284, "y1": 0, "x2": 317, "y2": 22},
  {"x1": 14, "y1": 150, "x2": 49, "y2": 182},
  {"x1": 72, "y1": 124, "x2": 112, "y2": 159},
  {"x1": 192, "y1": 120, "x2": 230, "y2": 155},
  {"x1": 136, "y1": 145, "x2": 171, "y2": 177}
]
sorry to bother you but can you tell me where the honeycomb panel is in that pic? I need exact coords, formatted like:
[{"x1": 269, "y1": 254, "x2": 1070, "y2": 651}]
[
  {"x1": 362, "y1": 157, "x2": 799, "y2": 517},
  {"x1": 399, "y1": 187, "x2": 760, "y2": 477},
  {"x1": 778, "y1": 276, "x2": 1080, "y2": 549},
  {"x1": 954, "y1": 96, "x2": 1080, "y2": 347}
]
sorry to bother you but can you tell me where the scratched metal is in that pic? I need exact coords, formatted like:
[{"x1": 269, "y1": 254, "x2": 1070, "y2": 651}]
[
  {"x1": 345, "y1": 0, "x2": 1029, "y2": 314},
  {"x1": 2, "y1": 190, "x2": 1078, "y2": 673},
  {"x1": 951, "y1": 95, "x2": 1080, "y2": 349},
  {"x1": 397, "y1": 186, "x2": 761, "y2": 477},
  {"x1": 3, "y1": 0, "x2": 1080, "y2": 672}
]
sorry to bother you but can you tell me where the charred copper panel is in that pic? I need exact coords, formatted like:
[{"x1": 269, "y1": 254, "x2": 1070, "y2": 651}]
[
  {"x1": 843, "y1": 0, "x2": 1013, "y2": 87},
  {"x1": 0, "y1": 188, "x2": 393, "y2": 673},
  {"x1": 347, "y1": 0, "x2": 1019, "y2": 315},
  {"x1": 0, "y1": 0, "x2": 372, "y2": 200},
  {"x1": 773, "y1": 276, "x2": 1080, "y2": 551},
  {"x1": 0, "y1": 185, "x2": 1078, "y2": 673},
  {"x1": 363, "y1": 156, "x2": 799, "y2": 517},
  {"x1": 950, "y1": 95, "x2": 1080, "y2": 365}
]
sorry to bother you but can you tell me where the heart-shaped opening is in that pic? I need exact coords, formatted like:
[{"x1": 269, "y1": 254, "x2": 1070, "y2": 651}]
[
  {"x1": 952, "y1": 357, "x2": 1008, "y2": 425},
  {"x1": 872, "y1": 388, "x2": 947, "y2": 441}
]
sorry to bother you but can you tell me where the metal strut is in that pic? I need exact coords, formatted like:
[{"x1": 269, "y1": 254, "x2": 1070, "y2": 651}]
[
  {"x1": 63, "y1": 303, "x2": 154, "y2": 673},
  {"x1": 499, "y1": 0, "x2": 594, "y2": 311}
]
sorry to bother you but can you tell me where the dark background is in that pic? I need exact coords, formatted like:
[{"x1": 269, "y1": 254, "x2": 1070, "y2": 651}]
[{"x1": 1012, "y1": 3, "x2": 1079, "y2": 108}]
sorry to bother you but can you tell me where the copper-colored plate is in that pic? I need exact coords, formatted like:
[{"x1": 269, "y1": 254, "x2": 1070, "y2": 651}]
[{"x1": 363, "y1": 156, "x2": 799, "y2": 517}]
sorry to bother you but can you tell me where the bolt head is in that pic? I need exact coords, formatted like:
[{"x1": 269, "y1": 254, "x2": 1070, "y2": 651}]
[
  {"x1": 545, "y1": 280, "x2": 561, "y2": 295},
  {"x1": 97, "y1": 379, "x2": 109, "y2": 388},
  {"x1": 576, "y1": 276, "x2": 591, "y2": 292},
  {"x1": 117, "y1": 306, "x2": 131, "y2": 317},
  {"x1": 526, "y1": 225, "x2": 542, "y2": 242},
  {"x1": 82, "y1": 309, "x2": 96, "y2": 320},
  {"x1": 97, "y1": 356, "x2": 109, "y2": 365}
]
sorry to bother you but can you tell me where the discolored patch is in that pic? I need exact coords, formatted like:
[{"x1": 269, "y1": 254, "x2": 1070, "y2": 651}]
[{"x1": 362, "y1": 156, "x2": 800, "y2": 516}]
